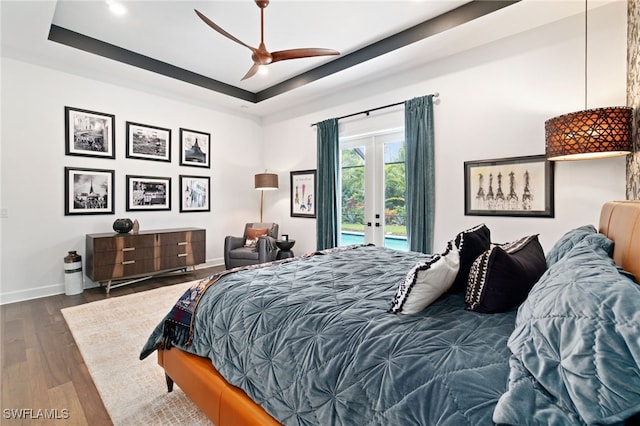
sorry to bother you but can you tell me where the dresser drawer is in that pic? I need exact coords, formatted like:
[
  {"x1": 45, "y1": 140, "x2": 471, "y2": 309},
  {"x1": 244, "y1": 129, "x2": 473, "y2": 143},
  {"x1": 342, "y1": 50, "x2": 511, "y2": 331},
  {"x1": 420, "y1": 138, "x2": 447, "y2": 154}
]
[
  {"x1": 91, "y1": 246, "x2": 156, "y2": 267},
  {"x1": 158, "y1": 230, "x2": 205, "y2": 247},
  {"x1": 91, "y1": 258, "x2": 157, "y2": 281},
  {"x1": 159, "y1": 241, "x2": 206, "y2": 270},
  {"x1": 92, "y1": 234, "x2": 156, "y2": 253}
]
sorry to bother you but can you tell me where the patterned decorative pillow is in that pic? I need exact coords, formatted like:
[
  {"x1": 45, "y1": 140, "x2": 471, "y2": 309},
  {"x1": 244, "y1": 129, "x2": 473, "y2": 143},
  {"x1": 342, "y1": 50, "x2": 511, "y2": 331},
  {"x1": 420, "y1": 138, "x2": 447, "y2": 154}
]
[
  {"x1": 245, "y1": 228, "x2": 269, "y2": 248},
  {"x1": 389, "y1": 242, "x2": 460, "y2": 314},
  {"x1": 450, "y1": 224, "x2": 491, "y2": 293},
  {"x1": 244, "y1": 237, "x2": 259, "y2": 248},
  {"x1": 465, "y1": 234, "x2": 546, "y2": 313}
]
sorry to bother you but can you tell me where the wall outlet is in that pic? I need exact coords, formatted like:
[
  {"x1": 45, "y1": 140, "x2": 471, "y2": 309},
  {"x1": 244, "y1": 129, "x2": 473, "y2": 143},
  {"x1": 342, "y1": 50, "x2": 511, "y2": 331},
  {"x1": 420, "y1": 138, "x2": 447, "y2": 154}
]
[{"x1": 0, "y1": 208, "x2": 8, "y2": 218}]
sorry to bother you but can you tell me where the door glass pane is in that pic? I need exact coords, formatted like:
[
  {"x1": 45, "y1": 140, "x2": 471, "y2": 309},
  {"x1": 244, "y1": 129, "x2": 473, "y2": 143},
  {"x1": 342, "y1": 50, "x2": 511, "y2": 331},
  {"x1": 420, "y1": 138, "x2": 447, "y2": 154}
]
[
  {"x1": 340, "y1": 146, "x2": 365, "y2": 246},
  {"x1": 384, "y1": 141, "x2": 408, "y2": 250}
]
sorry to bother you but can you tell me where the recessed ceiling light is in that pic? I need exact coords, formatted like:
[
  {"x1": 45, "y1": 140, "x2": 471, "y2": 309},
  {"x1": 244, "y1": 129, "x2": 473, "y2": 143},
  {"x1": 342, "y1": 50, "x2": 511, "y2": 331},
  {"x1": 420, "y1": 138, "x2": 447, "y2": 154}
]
[{"x1": 106, "y1": 0, "x2": 127, "y2": 16}]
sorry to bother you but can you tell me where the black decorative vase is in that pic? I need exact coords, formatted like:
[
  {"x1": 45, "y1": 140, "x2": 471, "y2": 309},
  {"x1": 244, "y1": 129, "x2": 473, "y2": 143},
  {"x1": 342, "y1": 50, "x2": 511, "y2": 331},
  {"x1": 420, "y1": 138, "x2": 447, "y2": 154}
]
[{"x1": 113, "y1": 218, "x2": 134, "y2": 234}]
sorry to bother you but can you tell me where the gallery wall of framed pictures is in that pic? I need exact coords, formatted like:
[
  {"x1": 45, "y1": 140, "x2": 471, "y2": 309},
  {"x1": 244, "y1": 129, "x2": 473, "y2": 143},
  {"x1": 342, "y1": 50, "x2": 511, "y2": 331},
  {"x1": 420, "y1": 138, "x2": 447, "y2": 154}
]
[{"x1": 64, "y1": 105, "x2": 211, "y2": 216}]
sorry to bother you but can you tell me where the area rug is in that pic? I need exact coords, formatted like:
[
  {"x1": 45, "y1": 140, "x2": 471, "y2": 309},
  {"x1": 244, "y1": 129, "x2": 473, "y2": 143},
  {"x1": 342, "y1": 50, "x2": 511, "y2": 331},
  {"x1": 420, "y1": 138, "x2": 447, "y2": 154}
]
[{"x1": 61, "y1": 282, "x2": 212, "y2": 425}]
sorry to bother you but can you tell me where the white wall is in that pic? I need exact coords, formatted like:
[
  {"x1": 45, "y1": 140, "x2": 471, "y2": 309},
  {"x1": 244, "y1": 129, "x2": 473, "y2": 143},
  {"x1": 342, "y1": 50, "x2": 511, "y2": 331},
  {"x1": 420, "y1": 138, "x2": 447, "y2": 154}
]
[
  {"x1": 262, "y1": 2, "x2": 628, "y2": 257},
  {"x1": 0, "y1": 58, "x2": 264, "y2": 304}
]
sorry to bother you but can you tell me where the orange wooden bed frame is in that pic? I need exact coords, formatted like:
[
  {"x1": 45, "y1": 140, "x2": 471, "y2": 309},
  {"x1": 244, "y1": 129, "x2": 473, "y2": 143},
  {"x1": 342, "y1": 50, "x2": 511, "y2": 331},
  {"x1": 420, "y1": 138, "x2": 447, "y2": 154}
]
[{"x1": 157, "y1": 201, "x2": 640, "y2": 426}]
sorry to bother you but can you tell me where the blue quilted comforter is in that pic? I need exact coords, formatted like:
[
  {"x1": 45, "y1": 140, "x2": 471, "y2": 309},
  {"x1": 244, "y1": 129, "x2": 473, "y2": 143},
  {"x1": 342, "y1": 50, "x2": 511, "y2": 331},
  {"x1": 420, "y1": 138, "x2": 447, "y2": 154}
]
[{"x1": 142, "y1": 245, "x2": 517, "y2": 425}]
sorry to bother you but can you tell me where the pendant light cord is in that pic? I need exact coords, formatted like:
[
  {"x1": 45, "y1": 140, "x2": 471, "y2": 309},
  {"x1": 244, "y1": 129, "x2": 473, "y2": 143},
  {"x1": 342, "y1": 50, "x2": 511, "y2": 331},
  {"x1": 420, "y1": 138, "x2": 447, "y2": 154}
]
[{"x1": 584, "y1": 0, "x2": 588, "y2": 110}]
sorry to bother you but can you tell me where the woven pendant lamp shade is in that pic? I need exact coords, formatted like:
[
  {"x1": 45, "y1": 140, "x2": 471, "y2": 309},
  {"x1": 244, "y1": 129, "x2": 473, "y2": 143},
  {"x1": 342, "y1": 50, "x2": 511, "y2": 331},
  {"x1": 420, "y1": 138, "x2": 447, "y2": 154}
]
[{"x1": 545, "y1": 107, "x2": 632, "y2": 161}]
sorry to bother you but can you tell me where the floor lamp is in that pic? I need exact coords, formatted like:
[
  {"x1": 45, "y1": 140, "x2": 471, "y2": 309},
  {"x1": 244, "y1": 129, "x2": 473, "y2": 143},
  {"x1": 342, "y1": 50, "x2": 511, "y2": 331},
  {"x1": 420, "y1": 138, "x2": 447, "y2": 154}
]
[{"x1": 255, "y1": 172, "x2": 279, "y2": 222}]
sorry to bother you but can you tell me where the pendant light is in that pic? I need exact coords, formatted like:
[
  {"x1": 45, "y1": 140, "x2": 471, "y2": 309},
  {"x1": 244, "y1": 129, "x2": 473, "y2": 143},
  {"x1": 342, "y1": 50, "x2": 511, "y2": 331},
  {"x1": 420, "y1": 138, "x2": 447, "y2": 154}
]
[{"x1": 545, "y1": 0, "x2": 632, "y2": 161}]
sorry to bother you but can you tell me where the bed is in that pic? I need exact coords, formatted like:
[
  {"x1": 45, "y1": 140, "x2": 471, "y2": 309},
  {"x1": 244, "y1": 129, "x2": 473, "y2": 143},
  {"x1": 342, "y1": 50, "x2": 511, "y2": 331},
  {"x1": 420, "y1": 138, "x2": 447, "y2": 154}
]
[{"x1": 141, "y1": 201, "x2": 640, "y2": 425}]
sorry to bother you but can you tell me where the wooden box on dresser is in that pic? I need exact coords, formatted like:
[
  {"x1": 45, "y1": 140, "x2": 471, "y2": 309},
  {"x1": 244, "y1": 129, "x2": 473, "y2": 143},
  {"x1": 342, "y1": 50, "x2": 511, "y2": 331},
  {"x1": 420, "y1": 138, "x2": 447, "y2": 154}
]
[{"x1": 86, "y1": 227, "x2": 206, "y2": 292}]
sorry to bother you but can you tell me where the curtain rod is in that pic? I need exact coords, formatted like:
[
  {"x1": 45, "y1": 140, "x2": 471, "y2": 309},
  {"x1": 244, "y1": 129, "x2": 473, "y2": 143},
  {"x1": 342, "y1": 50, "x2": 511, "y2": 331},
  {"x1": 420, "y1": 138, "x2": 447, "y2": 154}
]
[{"x1": 310, "y1": 92, "x2": 439, "y2": 127}]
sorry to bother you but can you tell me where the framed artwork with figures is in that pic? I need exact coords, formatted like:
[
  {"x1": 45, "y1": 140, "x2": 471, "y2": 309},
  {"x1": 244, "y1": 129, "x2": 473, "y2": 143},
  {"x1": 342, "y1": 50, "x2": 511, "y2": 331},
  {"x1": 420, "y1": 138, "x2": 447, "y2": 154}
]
[
  {"x1": 464, "y1": 155, "x2": 554, "y2": 218},
  {"x1": 65, "y1": 106, "x2": 115, "y2": 159},
  {"x1": 126, "y1": 122, "x2": 171, "y2": 162},
  {"x1": 126, "y1": 175, "x2": 171, "y2": 211},
  {"x1": 290, "y1": 170, "x2": 316, "y2": 218}
]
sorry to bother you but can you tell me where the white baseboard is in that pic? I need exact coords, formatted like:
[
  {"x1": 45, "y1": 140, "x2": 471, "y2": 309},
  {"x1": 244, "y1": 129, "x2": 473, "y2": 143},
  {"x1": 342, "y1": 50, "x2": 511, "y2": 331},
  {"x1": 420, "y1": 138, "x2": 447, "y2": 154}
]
[{"x1": 0, "y1": 258, "x2": 224, "y2": 305}]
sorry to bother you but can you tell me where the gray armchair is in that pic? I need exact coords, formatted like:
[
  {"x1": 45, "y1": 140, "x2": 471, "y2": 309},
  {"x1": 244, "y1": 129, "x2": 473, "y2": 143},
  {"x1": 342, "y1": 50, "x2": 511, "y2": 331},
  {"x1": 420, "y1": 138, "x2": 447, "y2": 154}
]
[{"x1": 224, "y1": 222, "x2": 279, "y2": 269}]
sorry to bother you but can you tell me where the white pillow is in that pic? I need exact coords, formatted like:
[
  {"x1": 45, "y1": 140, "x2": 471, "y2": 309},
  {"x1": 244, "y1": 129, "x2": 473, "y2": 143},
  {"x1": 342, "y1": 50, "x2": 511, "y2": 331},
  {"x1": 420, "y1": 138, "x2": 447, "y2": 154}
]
[{"x1": 388, "y1": 242, "x2": 460, "y2": 314}]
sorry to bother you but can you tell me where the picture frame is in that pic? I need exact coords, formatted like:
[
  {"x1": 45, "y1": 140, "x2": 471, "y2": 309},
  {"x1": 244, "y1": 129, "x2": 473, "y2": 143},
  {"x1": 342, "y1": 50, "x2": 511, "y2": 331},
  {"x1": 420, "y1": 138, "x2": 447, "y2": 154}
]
[
  {"x1": 464, "y1": 155, "x2": 554, "y2": 217},
  {"x1": 126, "y1": 175, "x2": 171, "y2": 211},
  {"x1": 179, "y1": 175, "x2": 210, "y2": 212},
  {"x1": 290, "y1": 169, "x2": 316, "y2": 218},
  {"x1": 179, "y1": 128, "x2": 210, "y2": 168},
  {"x1": 125, "y1": 122, "x2": 171, "y2": 162},
  {"x1": 64, "y1": 167, "x2": 115, "y2": 216},
  {"x1": 65, "y1": 106, "x2": 115, "y2": 159}
]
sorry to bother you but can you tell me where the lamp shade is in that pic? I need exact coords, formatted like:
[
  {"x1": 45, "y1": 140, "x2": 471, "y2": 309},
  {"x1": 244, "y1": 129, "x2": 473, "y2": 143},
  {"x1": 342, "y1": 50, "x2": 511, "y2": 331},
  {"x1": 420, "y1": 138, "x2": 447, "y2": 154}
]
[
  {"x1": 255, "y1": 173, "x2": 279, "y2": 190},
  {"x1": 545, "y1": 106, "x2": 632, "y2": 161}
]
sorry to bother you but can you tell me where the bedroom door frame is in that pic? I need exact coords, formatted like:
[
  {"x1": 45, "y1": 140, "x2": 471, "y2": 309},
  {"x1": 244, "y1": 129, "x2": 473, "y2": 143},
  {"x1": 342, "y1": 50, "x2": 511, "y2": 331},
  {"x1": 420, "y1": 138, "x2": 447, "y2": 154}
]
[{"x1": 339, "y1": 128, "x2": 406, "y2": 249}]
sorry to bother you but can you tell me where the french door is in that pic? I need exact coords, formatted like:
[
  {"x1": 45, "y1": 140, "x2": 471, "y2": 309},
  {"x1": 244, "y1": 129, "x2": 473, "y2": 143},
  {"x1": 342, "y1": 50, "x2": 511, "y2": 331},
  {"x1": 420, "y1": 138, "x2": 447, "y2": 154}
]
[{"x1": 339, "y1": 130, "x2": 407, "y2": 250}]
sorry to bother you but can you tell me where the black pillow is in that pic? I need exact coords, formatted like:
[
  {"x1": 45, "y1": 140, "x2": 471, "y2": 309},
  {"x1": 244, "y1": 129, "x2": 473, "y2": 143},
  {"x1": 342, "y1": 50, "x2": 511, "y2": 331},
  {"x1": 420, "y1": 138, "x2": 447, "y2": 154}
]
[
  {"x1": 450, "y1": 224, "x2": 491, "y2": 293},
  {"x1": 465, "y1": 234, "x2": 546, "y2": 313}
]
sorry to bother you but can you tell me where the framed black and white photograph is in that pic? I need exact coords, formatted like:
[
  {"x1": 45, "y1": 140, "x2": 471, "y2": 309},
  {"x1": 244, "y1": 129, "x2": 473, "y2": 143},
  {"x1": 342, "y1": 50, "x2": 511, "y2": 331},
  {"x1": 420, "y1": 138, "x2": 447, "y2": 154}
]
[
  {"x1": 126, "y1": 175, "x2": 171, "y2": 211},
  {"x1": 64, "y1": 167, "x2": 115, "y2": 215},
  {"x1": 290, "y1": 169, "x2": 316, "y2": 218},
  {"x1": 180, "y1": 175, "x2": 210, "y2": 212},
  {"x1": 464, "y1": 155, "x2": 554, "y2": 217},
  {"x1": 126, "y1": 122, "x2": 171, "y2": 162},
  {"x1": 65, "y1": 106, "x2": 115, "y2": 159},
  {"x1": 179, "y1": 128, "x2": 210, "y2": 168}
]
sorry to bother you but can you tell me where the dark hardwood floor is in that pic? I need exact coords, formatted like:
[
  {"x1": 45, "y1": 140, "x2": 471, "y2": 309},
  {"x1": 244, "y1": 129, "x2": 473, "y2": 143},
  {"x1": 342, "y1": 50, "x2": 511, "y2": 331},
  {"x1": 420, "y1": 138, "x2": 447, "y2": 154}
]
[{"x1": 0, "y1": 265, "x2": 223, "y2": 425}]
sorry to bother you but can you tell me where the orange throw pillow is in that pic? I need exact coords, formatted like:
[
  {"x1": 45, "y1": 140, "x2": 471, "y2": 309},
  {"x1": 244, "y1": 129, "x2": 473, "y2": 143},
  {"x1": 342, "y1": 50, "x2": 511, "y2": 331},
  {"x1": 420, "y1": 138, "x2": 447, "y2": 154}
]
[{"x1": 246, "y1": 228, "x2": 269, "y2": 240}]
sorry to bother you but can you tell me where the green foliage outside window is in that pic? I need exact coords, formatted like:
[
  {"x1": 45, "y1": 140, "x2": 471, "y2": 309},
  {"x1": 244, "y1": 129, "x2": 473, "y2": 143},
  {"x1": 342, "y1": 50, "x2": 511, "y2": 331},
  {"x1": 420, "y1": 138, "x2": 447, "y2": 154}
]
[{"x1": 341, "y1": 142, "x2": 407, "y2": 237}]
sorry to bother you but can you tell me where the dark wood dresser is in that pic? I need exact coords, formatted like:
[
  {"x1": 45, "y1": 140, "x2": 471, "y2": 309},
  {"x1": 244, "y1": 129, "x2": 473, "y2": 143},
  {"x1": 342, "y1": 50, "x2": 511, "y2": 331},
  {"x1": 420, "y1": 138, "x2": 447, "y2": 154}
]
[{"x1": 86, "y1": 227, "x2": 206, "y2": 292}]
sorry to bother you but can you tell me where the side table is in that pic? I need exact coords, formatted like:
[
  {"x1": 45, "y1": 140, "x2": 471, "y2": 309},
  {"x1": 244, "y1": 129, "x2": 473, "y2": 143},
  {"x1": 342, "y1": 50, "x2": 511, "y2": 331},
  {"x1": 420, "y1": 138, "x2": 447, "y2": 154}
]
[{"x1": 276, "y1": 239, "x2": 296, "y2": 260}]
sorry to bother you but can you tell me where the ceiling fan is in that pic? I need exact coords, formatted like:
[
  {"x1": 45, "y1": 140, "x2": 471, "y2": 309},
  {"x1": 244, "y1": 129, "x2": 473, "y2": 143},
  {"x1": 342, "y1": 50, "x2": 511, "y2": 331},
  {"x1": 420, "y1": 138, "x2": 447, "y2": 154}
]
[{"x1": 195, "y1": 0, "x2": 340, "y2": 81}]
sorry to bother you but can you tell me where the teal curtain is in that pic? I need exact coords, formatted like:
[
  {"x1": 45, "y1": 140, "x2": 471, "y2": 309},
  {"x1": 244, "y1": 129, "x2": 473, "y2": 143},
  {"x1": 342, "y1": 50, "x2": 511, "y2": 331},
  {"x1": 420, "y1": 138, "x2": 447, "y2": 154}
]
[
  {"x1": 405, "y1": 95, "x2": 435, "y2": 253},
  {"x1": 316, "y1": 118, "x2": 339, "y2": 250}
]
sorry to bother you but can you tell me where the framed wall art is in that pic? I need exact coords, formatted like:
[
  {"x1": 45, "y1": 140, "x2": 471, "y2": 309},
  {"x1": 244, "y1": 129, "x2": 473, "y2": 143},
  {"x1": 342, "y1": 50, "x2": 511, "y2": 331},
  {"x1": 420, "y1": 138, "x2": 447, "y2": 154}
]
[
  {"x1": 64, "y1": 167, "x2": 115, "y2": 215},
  {"x1": 126, "y1": 175, "x2": 171, "y2": 211},
  {"x1": 179, "y1": 128, "x2": 210, "y2": 168},
  {"x1": 290, "y1": 169, "x2": 316, "y2": 218},
  {"x1": 65, "y1": 106, "x2": 115, "y2": 159},
  {"x1": 464, "y1": 155, "x2": 554, "y2": 218},
  {"x1": 126, "y1": 122, "x2": 171, "y2": 162},
  {"x1": 179, "y1": 175, "x2": 210, "y2": 212}
]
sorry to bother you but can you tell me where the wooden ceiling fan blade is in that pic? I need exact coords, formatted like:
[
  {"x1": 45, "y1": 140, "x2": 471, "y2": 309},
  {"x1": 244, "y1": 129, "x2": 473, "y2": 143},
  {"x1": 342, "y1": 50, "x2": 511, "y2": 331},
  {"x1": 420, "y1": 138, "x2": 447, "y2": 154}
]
[
  {"x1": 194, "y1": 9, "x2": 256, "y2": 53},
  {"x1": 241, "y1": 63, "x2": 262, "y2": 81},
  {"x1": 271, "y1": 48, "x2": 340, "y2": 63}
]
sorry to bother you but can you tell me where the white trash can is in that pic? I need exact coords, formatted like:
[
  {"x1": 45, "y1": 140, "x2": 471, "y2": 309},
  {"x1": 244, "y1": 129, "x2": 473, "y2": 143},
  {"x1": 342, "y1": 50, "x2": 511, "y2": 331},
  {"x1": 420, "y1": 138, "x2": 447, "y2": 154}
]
[{"x1": 64, "y1": 251, "x2": 84, "y2": 295}]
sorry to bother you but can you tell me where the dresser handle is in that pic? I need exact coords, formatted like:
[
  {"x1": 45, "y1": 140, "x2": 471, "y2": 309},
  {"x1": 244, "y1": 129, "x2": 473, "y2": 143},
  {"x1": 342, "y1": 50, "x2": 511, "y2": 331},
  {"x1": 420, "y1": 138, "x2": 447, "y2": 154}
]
[
  {"x1": 122, "y1": 260, "x2": 136, "y2": 265},
  {"x1": 122, "y1": 247, "x2": 136, "y2": 252},
  {"x1": 177, "y1": 253, "x2": 188, "y2": 257},
  {"x1": 177, "y1": 242, "x2": 188, "y2": 246}
]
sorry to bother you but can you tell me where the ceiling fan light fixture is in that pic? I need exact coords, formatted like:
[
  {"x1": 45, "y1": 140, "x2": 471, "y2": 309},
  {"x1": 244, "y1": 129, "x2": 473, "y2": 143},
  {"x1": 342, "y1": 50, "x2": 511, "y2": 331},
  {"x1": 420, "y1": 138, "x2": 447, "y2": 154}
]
[
  {"x1": 106, "y1": 0, "x2": 127, "y2": 16},
  {"x1": 195, "y1": 0, "x2": 340, "y2": 81}
]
